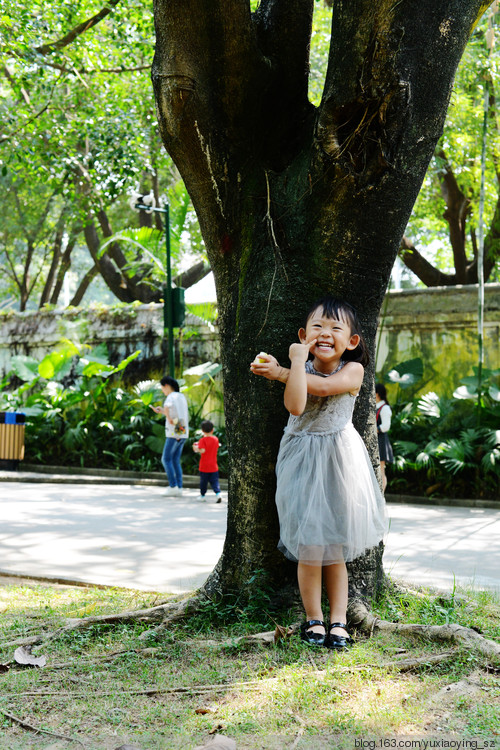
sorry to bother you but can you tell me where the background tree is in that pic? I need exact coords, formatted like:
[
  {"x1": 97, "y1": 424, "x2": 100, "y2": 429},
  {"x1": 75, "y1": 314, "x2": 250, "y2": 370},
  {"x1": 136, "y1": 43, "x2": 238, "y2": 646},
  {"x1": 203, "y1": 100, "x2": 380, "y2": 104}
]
[
  {"x1": 151, "y1": 0, "x2": 493, "y2": 603},
  {"x1": 0, "y1": 0, "x2": 209, "y2": 309},
  {"x1": 400, "y1": 15, "x2": 500, "y2": 286}
]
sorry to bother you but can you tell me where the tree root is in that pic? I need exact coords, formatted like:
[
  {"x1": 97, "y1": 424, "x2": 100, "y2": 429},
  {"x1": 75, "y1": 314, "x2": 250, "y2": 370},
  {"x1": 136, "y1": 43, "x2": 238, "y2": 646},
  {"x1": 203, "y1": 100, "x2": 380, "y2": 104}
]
[
  {"x1": 0, "y1": 594, "x2": 202, "y2": 654},
  {"x1": 381, "y1": 650, "x2": 457, "y2": 672},
  {"x1": 19, "y1": 593, "x2": 203, "y2": 651},
  {"x1": 0, "y1": 634, "x2": 45, "y2": 650},
  {"x1": 0, "y1": 707, "x2": 86, "y2": 747},
  {"x1": 6, "y1": 679, "x2": 263, "y2": 699},
  {"x1": 348, "y1": 598, "x2": 500, "y2": 666},
  {"x1": 3, "y1": 589, "x2": 498, "y2": 670}
]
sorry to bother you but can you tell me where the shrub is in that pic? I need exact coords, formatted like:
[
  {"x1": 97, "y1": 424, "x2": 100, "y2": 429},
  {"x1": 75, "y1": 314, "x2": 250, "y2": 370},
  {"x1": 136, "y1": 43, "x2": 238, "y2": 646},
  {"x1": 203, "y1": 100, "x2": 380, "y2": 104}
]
[
  {"x1": 0, "y1": 344, "x2": 227, "y2": 477},
  {"x1": 388, "y1": 368, "x2": 500, "y2": 500}
]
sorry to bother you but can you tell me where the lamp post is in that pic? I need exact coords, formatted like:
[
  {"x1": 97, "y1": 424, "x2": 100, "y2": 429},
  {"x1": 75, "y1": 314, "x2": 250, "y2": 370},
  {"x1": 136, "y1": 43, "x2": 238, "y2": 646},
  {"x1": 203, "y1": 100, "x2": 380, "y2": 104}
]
[{"x1": 131, "y1": 194, "x2": 178, "y2": 376}]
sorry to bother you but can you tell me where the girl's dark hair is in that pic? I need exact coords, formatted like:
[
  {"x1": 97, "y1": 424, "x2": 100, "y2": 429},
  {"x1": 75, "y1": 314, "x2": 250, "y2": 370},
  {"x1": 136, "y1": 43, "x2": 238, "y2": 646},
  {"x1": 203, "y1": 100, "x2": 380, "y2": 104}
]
[
  {"x1": 305, "y1": 296, "x2": 370, "y2": 367},
  {"x1": 375, "y1": 383, "x2": 388, "y2": 403},
  {"x1": 160, "y1": 375, "x2": 180, "y2": 392}
]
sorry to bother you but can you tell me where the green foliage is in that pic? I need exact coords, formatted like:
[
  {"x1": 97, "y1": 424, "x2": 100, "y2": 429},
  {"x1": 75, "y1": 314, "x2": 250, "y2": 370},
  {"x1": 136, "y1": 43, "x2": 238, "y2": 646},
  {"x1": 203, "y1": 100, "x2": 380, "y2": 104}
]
[
  {"x1": 374, "y1": 582, "x2": 500, "y2": 643},
  {"x1": 0, "y1": 344, "x2": 227, "y2": 476},
  {"x1": 388, "y1": 369, "x2": 500, "y2": 499},
  {"x1": 187, "y1": 569, "x2": 282, "y2": 634},
  {"x1": 384, "y1": 357, "x2": 424, "y2": 399},
  {"x1": 186, "y1": 301, "x2": 218, "y2": 325},
  {"x1": 0, "y1": 0, "x2": 207, "y2": 309},
  {"x1": 180, "y1": 362, "x2": 227, "y2": 477},
  {"x1": 403, "y1": 11, "x2": 500, "y2": 282},
  {"x1": 376, "y1": 586, "x2": 460, "y2": 627}
]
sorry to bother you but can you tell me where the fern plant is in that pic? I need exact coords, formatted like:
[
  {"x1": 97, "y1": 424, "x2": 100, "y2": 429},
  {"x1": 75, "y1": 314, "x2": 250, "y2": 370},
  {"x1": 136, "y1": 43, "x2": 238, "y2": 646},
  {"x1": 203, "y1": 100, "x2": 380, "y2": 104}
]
[{"x1": 389, "y1": 370, "x2": 500, "y2": 499}]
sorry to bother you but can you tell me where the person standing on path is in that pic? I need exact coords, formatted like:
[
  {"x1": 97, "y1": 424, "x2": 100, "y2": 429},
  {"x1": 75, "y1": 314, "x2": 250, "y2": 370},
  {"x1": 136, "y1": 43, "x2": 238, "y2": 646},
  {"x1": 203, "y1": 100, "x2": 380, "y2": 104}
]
[
  {"x1": 193, "y1": 419, "x2": 222, "y2": 503},
  {"x1": 375, "y1": 383, "x2": 394, "y2": 493},
  {"x1": 151, "y1": 375, "x2": 189, "y2": 496}
]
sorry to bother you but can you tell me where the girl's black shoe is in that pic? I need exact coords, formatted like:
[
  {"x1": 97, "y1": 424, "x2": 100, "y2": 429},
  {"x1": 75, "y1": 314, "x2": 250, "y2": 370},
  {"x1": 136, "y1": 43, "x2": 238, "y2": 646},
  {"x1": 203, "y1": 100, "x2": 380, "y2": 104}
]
[
  {"x1": 324, "y1": 621, "x2": 354, "y2": 650},
  {"x1": 300, "y1": 619, "x2": 326, "y2": 646}
]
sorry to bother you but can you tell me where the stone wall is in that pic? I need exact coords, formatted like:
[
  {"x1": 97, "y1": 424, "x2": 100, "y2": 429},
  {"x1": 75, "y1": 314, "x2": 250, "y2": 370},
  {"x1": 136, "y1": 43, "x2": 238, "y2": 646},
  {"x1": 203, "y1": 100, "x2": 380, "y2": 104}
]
[
  {"x1": 0, "y1": 303, "x2": 218, "y2": 382},
  {"x1": 375, "y1": 283, "x2": 500, "y2": 397},
  {"x1": 1, "y1": 284, "x2": 499, "y2": 400}
]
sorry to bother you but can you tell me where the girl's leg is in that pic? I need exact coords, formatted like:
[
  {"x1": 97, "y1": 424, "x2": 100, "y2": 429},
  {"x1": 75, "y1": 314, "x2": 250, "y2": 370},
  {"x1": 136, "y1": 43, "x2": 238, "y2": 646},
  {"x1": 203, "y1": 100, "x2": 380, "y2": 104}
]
[
  {"x1": 161, "y1": 438, "x2": 178, "y2": 486},
  {"x1": 380, "y1": 460, "x2": 387, "y2": 491},
  {"x1": 297, "y1": 561, "x2": 325, "y2": 634},
  {"x1": 323, "y1": 561, "x2": 349, "y2": 636},
  {"x1": 170, "y1": 439, "x2": 186, "y2": 487}
]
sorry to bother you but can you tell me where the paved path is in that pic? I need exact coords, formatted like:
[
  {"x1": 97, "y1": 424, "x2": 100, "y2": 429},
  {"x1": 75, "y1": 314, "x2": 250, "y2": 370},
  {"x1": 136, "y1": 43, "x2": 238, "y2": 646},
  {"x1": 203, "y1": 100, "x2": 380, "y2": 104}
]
[
  {"x1": 0, "y1": 481, "x2": 499, "y2": 594},
  {"x1": 0, "y1": 483, "x2": 226, "y2": 593}
]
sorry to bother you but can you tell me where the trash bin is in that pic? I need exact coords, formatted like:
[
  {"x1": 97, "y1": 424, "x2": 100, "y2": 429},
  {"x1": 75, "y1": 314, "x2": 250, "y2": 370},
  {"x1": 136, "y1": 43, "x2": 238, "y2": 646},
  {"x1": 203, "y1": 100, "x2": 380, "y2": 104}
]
[{"x1": 0, "y1": 412, "x2": 26, "y2": 470}]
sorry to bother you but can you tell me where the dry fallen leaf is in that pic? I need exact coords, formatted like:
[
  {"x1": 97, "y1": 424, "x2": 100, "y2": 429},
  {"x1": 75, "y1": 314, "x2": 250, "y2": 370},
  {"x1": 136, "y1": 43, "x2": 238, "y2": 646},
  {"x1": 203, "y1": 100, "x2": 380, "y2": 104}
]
[
  {"x1": 274, "y1": 624, "x2": 293, "y2": 643},
  {"x1": 14, "y1": 646, "x2": 47, "y2": 668}
]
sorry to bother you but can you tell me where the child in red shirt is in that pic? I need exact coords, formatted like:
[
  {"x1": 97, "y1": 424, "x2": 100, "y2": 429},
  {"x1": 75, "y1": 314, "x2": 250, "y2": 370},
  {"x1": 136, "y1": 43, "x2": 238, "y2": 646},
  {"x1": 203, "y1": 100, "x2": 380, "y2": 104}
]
[{"x1": 193, "y1": 420, "x2": 222, "y2": 503}]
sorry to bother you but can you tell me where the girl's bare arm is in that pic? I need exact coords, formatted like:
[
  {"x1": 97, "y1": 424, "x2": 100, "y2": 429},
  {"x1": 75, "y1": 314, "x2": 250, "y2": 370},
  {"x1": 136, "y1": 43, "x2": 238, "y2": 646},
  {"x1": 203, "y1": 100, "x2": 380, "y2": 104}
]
[
  {"x1": 305, "y1": 362, "x2": 364, "y2": 396},
  {"x1": 283, "y1": 341, "x2": 318, "y2": 415},
  {"x1": 251, "y1": 356, "x2": 363, "y2": 396}
]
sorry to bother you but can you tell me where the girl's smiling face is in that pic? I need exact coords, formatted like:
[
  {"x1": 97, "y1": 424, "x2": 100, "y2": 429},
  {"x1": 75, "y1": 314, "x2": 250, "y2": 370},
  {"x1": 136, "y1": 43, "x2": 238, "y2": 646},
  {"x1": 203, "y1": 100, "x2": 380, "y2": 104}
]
[{"x1": 298, "y1": 307, "x2": 360, "y2": 373}]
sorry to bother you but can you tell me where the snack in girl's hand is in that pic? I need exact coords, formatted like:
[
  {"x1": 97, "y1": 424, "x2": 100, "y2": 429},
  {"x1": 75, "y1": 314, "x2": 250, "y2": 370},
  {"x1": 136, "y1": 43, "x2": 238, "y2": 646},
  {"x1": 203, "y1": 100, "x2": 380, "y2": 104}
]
[{"x1": 253, "y1": 352, "x2": 268, "y2": 363}]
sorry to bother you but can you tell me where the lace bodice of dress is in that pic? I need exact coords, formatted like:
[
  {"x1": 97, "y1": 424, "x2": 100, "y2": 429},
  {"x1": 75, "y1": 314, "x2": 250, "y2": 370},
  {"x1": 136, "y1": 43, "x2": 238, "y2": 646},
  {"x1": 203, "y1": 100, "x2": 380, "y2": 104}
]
[{"x1": 285, "y1": 360, "x2": 356, "y2": 435}]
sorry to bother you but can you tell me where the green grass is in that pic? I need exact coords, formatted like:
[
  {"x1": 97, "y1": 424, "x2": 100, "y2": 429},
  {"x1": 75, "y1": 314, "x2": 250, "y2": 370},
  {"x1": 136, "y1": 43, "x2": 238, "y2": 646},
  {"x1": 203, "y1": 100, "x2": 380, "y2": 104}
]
[{"x1": 0, "y1": 578, "x2": 498, "y2": 749}]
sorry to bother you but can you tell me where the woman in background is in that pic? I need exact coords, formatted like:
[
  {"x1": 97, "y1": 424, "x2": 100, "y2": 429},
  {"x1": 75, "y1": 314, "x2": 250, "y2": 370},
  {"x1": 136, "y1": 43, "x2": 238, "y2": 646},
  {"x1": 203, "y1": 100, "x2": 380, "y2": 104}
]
[{"x1": 375, "y1": 383, "x2": 393, "y2": 492}]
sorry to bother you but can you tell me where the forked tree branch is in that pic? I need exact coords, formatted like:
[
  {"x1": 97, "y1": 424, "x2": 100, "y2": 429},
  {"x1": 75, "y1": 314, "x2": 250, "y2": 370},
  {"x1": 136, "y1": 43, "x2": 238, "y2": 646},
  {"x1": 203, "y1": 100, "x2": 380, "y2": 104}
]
[
  {"x1": 399, "y1": 236, "x2": 456, "y2": 286},
  {"x1": 35, "y1": 0, "x2": 122, "y2": 56}
]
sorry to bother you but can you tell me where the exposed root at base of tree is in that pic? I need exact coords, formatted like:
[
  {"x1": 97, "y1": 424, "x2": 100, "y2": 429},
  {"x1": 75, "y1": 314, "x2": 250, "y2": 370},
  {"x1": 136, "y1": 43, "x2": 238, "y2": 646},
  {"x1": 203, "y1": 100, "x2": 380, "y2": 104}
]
[
  {"x1": 2, "y1": 591, "x2": 498, "y2": 669},
  {"x1": 0, "y1": 707, "x2": 86, "y2": 747},
  {"x1": 347, "y1": 598, "x2": 500, "y2": 666}
]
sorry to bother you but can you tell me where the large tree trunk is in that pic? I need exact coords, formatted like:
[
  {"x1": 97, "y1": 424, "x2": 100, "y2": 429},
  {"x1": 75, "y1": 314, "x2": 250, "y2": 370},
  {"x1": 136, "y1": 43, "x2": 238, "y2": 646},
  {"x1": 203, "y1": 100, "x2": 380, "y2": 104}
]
[{"x1": 152, "y1": 0, "x2": 490, "y2": 600}]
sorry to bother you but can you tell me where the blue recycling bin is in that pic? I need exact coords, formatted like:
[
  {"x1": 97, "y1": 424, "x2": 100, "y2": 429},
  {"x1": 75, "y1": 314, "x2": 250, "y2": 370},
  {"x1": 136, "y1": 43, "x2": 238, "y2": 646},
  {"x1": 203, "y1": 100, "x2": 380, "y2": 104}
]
[{"x1": 0, "y1": 412, "x2": 26, "y2": 470}]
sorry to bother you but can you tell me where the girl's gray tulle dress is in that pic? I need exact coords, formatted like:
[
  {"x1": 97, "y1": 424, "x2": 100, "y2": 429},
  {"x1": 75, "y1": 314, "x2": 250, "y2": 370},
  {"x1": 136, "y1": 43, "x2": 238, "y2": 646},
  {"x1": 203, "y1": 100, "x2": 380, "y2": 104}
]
[{"x1": 275, "y1": 361, "x2": 387, "y2": 566}]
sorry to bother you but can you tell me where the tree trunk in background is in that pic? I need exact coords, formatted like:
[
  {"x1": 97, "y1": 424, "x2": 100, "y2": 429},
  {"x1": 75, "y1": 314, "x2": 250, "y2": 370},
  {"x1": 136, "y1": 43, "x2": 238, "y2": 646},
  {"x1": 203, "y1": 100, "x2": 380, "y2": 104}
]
[
  {"x1": 400, "y1": 151, "x2": 498, "y2": 285},
  {"x1": 152, "y1": 0, "x2": 491, "y2": 600}
]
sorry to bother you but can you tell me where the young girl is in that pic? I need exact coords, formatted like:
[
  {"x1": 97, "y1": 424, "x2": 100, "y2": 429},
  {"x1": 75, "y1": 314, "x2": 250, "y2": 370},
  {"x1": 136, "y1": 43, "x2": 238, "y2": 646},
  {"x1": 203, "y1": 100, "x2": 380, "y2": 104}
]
[
  {"x1": 375, "y1": 383, "x2": 394, "y2": 492},
  {"x1": 251, "y1": 297, "x2": 387, "y2": 649}
]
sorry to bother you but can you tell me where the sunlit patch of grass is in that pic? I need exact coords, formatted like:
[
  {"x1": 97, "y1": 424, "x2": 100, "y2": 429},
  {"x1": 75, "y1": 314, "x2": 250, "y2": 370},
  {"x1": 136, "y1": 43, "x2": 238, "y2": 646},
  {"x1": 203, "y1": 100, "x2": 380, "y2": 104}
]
[
  {"x1": 0, "y1": 579, "x2": 498, "y2": 747},
  {"x1": 374, "y1": 580, "x2": 500, "y2": 639}
]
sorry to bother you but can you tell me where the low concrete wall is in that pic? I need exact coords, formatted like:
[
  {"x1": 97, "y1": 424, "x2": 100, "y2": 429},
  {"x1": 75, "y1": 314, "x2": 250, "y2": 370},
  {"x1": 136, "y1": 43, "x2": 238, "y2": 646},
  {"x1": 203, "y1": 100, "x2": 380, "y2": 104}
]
[
  {"x1": 375, "y1": 284, "x2": 500, "y2": 397},
  {"x1": 0, "y1": 303, "x2": 218, "y2": 382}
]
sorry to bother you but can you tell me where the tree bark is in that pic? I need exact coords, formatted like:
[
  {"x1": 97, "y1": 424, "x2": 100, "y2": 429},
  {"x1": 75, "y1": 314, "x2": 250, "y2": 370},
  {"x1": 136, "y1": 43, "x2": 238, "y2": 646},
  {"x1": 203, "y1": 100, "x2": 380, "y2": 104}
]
[
  {"x1": 69, "y1": 264, "x2": 99, "y2": 307},
  {"x1": 173, "y1": 260, "x2": 211, "y2": 289},
  {"x1": 83, "y1": 218, "x2": 132, "y2": 302},
  {"x1": 39, "y1": 212, "x2": 66, "y2": 308},
  {"x1": 152, "y1": 0, "x2": 492, "y2": 600},
  {"x1": 49, "y1": 226, "x2": 81, "y2": 305}
]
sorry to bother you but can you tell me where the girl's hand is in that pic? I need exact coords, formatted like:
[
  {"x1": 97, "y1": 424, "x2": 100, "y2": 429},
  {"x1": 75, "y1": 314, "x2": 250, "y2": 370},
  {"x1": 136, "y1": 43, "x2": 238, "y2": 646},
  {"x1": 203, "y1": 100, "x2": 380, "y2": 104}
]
[
  {"x1": 150, "y1": 405, "x2": 162, "y2": 414},
  {"x1": 289, "y1": 338, "x2": 317, "y2": 363},
  {"x1": 250, "y1": 353, "x2": 281, "y2": 380}
]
